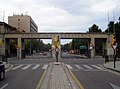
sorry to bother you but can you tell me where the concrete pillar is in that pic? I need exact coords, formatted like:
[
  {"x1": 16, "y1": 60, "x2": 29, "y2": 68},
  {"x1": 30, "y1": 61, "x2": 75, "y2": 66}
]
[
  {"x1": 107, "y1": 34, "x2": 113, "y2": 56},
  {"x1": 90, "y1": 38, "x2": 95, "y2": 59},
  {"x1": 21, "y1": 39, "x2": 25, "y2": 58},
  {"x1": 17, "y1": 38, "x2": 22, "y2": 59},
  {"x1": 5, "y1": 39, "x2": 10, "y2": 57}
]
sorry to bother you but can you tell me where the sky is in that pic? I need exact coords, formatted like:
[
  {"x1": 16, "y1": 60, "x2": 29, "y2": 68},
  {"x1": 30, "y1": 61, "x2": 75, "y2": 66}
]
[{"x1": 0, "y1": 0, "x2": 120, "y2": 44}]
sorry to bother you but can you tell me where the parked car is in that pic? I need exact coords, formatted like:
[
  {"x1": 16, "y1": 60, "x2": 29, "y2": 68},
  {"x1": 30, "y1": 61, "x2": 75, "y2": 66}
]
[
  {"x1": 43, "y1": 52, "x2": 47, "y2": 56},
  {"x1": 0, "y1": 61, "x2": 5, "y2": 81}
]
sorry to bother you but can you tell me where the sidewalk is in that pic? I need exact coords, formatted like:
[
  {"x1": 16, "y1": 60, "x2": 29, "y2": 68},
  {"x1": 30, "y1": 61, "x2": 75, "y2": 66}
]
[
  {"x1": 39, "y1": 62, "x2": 80, "y2": 89},
  {"x1": 104, "y1": 61, "x2": 120, "y2": 73}
]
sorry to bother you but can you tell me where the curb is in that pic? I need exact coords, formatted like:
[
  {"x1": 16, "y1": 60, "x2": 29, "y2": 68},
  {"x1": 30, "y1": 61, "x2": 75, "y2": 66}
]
[
  {"x1": 105, "y1": 67, "x2": 120, "y2": 73},
  {"x1": 5, "y1": 64, "x2": 14, "y2": 72},
  {"x1": 103, "y1": 63, "x2": 120, "y2": 73}
]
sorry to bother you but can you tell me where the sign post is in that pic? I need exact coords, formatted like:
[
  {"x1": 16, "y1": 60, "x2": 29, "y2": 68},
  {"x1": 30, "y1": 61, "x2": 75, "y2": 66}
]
[
  {"x1": 111, "y1": 34, "x2": 117, "y2": 68},
  {"x1": 112, "y1": 43, "x2": 117, "y2": 68}
]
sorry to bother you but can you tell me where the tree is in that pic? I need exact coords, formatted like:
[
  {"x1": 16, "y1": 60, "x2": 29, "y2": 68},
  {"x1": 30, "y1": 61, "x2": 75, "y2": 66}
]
[
  {"x1": 88, "y1": 24, "x2": 102, "y2": 32},
  {"x1": 105, "y1": 21, "x2": 114, "y2": 33},
  {"x1": 105, "y1": 20, "x2": 120, "y2": 57}
]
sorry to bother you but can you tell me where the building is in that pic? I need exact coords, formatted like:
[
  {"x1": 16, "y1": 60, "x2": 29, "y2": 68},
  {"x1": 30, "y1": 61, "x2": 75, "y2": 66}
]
[
  {"x1": 0, "y1": 21, "x2": 21, "y2": 33},
  {"x1": 0, "y1": 21, "x2": 22, "y2": 56},
  {"x1": 8, "y1": 14, "x2": 38, "y2": 33}
]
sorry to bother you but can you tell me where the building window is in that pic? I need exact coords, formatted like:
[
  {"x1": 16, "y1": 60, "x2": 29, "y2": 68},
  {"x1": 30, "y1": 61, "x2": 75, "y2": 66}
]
[
  {"x1": 18, "y1": 19, "x2": 20, "y2": 21},
  {"x1": 18, "y1": 27, "x2": 20, "y2": 29}
]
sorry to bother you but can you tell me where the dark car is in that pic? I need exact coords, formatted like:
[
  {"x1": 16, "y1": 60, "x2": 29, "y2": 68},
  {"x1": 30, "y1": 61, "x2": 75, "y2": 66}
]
[{"x1": 0, "y1": 62, "x2": 5, "y2": 81}]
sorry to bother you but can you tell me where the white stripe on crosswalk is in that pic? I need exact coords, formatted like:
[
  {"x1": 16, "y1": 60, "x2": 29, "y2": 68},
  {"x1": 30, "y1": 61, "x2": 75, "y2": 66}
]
[
  {"x1": 83, "y1": 65, "x2": 93, "y2": 69},
  {"x1": 66, "y1": 64, "x2": 73, "y2": 69},
  {"x1": 22, "y1": 65, "x2": 31, "y2": 70},
  {"x1": 32, "y1": 64, "x2": 40, "y2": 69},
  {"x1": 42, "y1": 65, "x2": 48, "y2": 69},
  {"x1": 12, "y1": 65, "x2": 23, "y2": 70},
  {"x1": 91, "y1": 65, "x2": 103, "y2": 70},
  {"x1": 75, "y1": 64, "x2": 83, "y2": 69}
]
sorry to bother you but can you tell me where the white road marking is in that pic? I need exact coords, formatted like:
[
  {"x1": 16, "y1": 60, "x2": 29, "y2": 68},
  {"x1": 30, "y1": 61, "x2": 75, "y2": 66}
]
[
  {"x1": 83, "y1": 65, "x2": 93, "y2": 69},
  {"x1": 12, "y1": 65, "x2": 23, "y2": 70},
  {"x1": 32, "y1": 64, "x2": 40, "y2": 69},
  {"x1": 0, "y1": 83, "x2": 9, "y2": 89},
  {"x1": 75, "y1": 64, "x2": 83, "y2": 69},
  {"x1": 91, "y1": 65, "x2": 103, "y2": 70},
  {"x1": 42, "y1": 65, "x2": 48, "y2": 69},
  {"x1": 66, "y1": 64, "x2": 73, "y2": 69},
  {"x1": 109, "y1": 83, "x2": 120, "y2": 89},
  {"x1": 22, "y1": 65, "x2": 31, "y2": 70}
]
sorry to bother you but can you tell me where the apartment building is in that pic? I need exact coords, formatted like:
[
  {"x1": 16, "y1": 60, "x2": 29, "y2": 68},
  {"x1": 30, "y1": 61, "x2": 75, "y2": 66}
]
[{"x1": 8, "y1": 14, "x2": 38, "y2": 33}]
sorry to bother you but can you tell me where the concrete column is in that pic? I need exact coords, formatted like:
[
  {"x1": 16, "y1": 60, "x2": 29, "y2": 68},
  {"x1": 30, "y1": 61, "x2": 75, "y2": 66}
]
[
  {"x1": 52, "y1": 35, "x2": 56, "y2": 60},
  {"x1": 5, "y1": 39, "x2": 10, "y2": 57},
  {"x1": 107, "y1": 34, "x2": 113, "y2": 56},
  {"x1": 21, "y1": 39, "x2": 25, "y2": 58},
  {"x1": 17, "y1": 38, "x2": 22, "y2": 59},
  {"x1": 90, "y1": 38, "x2": 95, "y2": 59}
]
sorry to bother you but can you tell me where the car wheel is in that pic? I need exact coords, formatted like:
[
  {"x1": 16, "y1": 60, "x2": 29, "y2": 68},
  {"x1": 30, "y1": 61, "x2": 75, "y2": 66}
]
[{"x1": 0, "y1": 71, "x2": 5, "y2": 81}]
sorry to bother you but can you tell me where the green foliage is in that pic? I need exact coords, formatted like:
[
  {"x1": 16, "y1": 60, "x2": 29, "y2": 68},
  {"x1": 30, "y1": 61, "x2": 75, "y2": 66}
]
[
  {"x1": 105, "y1": 21, "x2": 114, "y2": 33},
  {"x1": 25, "y1": 39, "x2": 51, "y2": 54},
  {"x1": 105, "y1": 21, "x2": 120, "y2": 57},
  {"x1": 88, "y1": 24, "x2": 102, "y2": 33}
]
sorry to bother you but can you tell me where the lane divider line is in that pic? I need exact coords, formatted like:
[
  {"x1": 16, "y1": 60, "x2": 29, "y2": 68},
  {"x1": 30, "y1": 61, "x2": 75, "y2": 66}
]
[
  {"x1": 69, "y1": 70, "x2": 84, "y2": 89},
  {"x1": 35, "y1": 69, "x2": 47, "y2": 89}
]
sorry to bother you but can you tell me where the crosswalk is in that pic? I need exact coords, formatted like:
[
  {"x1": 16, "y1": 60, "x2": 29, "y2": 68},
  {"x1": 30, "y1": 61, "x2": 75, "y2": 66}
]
[
  {"x1": 66, "y1": 64, "x2": 104, "y2": 70},
  {"x1": 12, "y1": 64, "x2": 104, "y2": 71},
  {"x1": 12, "y1": 64, "x2": 48, "y2": 70}
]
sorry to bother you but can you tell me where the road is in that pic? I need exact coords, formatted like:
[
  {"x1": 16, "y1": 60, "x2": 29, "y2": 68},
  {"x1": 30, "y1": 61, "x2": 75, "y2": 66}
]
[
  {"x1": 0, "y1": 52, "x2": 120, "y2": 89},
  {"x1": 0, "y1": 54, "x2": 54, "y2": 89},
  {"x1": 61, "y1": 52, "x2": 120, "y2": 89}
]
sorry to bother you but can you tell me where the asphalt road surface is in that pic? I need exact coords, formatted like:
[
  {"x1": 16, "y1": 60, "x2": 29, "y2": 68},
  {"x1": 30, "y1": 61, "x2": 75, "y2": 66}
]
[
  {"x1": 61, "y1": 53, "x2": 120, "y2": 89},
  {"x1": 0, "y1": 52, "x2": 120, "y2": 89},
  {"x1": 0, "y1": 54, "x2": 54, "y2": 89}
]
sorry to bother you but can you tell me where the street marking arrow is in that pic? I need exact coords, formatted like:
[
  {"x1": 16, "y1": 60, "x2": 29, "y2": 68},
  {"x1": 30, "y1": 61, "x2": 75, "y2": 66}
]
[{"x1": 109, "y1": 83, "x2": 120, "y2": 89}]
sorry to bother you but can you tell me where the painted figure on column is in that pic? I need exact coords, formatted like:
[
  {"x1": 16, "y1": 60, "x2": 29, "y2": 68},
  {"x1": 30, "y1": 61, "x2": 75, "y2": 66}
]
[{"x1": 54, "y1": 35, "x2": 60, "y2": 62}]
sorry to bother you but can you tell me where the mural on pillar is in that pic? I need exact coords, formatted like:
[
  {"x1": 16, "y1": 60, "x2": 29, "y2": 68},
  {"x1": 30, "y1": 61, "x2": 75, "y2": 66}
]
[
  {"x1": 54, "y1": 35, "x2": 60, "y2": 50},
  {"x1": 0, "y1": 39, "x2": 4, "y2": 47}
]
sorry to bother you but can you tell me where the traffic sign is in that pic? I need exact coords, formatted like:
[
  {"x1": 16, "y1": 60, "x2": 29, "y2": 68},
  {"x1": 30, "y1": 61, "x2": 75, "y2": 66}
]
[
  {"x1": 112, "y1": 43, "x2": 117, "y2": 50},
  {"x1": 90, "y1": 43, "x2": 93, "y2": 49}
]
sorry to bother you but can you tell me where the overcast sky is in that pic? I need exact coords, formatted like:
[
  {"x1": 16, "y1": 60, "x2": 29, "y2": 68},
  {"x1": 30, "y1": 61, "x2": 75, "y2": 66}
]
[{"x1": 0, "y1": 0, "x2": 120, "y2": 44}]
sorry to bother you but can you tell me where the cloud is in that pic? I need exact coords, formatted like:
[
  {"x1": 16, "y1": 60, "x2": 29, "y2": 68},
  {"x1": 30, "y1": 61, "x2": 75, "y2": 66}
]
[
  {"x1": 0, "y1": 0, "x2": 120, "y2": 33},
  {"x1": 90, "y1": 0, "x2": 116, "y2": 12}
]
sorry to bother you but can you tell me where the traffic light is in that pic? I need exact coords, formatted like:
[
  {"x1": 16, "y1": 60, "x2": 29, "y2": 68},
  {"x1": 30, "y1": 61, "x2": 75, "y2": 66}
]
[{"x1": 112, "y1": 35, "x2": 116, "y2": 45}]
